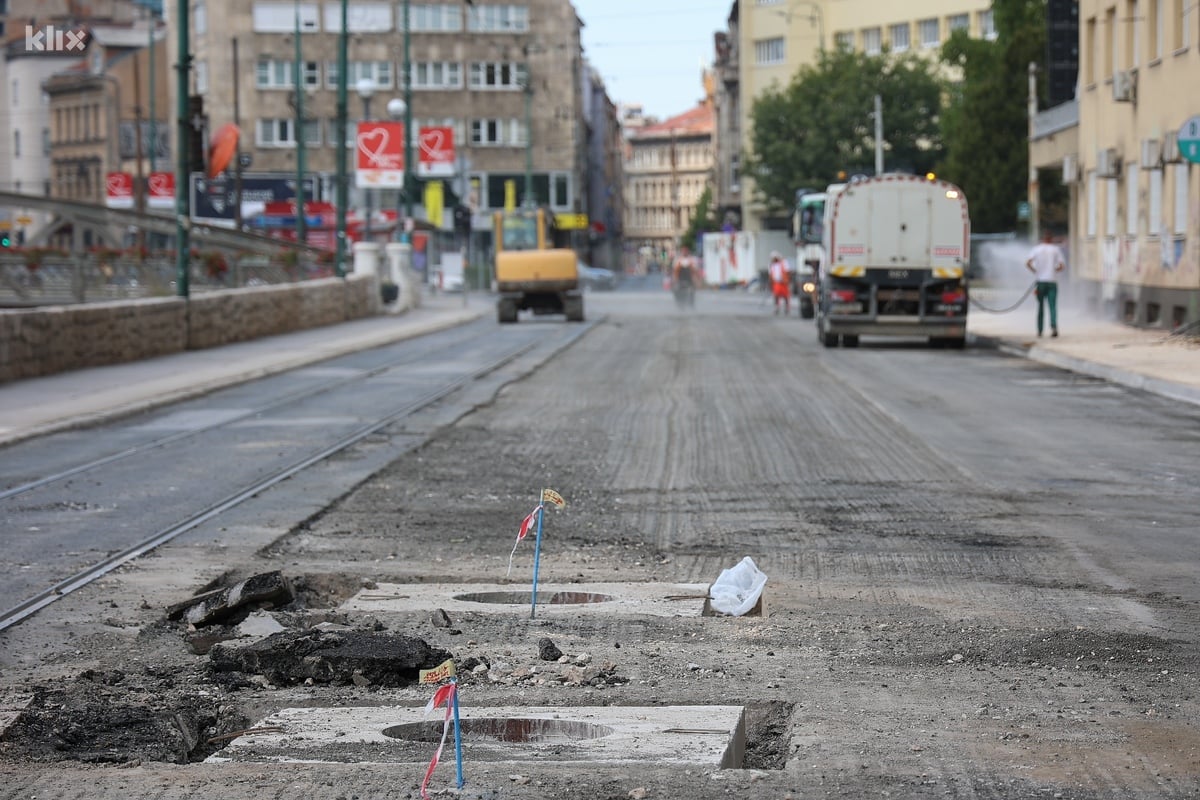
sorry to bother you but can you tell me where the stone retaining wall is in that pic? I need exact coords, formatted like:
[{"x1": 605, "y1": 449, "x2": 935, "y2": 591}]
[{"x1": 0, "y1": 274, "x2": 379, "y2": 383}]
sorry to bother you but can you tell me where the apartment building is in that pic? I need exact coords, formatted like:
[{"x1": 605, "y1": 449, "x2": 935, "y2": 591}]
[
  {"x1": 170, "y1": 0, "x2": 590, "y2": 238},
  {"x1": 623, "y1": 99, "x2": 715, "y2": 264},
  {"x1": 732, "y1": 0, "x2": 992, "y2": 232},
  {"x1": 0, "y1": 0, "x2": 148, "y2": 242},
  {"x1": 1032, "y1": 0, "x2": 1199, "y2": 328}
]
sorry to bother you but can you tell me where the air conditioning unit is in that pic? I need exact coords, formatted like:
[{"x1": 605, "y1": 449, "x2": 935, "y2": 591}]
[
  {"x1": 1163, "y1": 130, "x2": 1182, "y2": 163},
  {"x1": 1096, "y1": 147, "x2": 1121, "y2": 178},
  {"x1": 1062, "y1": 153, "x2": 1080, "y2": 183},
  {"x1": 1140, "y1": 138, "x2": 1162, "y2": 169},
  {"x1": 1112, "y1": 70, "x2": 1135, "y2": 102}
]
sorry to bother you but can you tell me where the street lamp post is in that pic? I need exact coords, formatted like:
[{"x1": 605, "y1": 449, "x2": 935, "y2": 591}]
[
  {"x1": 357, "y1": 77, "x2": 376, "y2": 243},
  {"x1": 386, "y1": 97, "x2": 407, "y2": 240},
  {"x1": 401, "y1": 0, "x2": 413, "y2": 243}
]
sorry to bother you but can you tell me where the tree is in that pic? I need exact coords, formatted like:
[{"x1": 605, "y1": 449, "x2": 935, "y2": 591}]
[
  {"x1": 939, "y1": 0, "x2": 1047, "y2": 233},
  {"x1": 681, "y1": 185, "x2": 720, "y2": 249},
  {"x1": 744, "y1": 47, "x2": 947, "y2": 214}
]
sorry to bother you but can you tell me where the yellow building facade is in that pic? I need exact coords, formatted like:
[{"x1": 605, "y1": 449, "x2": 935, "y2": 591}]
[
  {"x1": 1034, "y1": 0, "x2": 1199, "y2": 327},
  {"x1": 736, "y1": 0, "x2": 992, "y2": 232}
]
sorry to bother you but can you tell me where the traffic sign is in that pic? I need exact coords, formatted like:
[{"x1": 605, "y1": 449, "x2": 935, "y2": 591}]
[
  {"x1": 1016, "y1": 201, "x2": 1031, "y2": 221},
  {"x1": 1179, "y1": 115, "x2": 1200, "y2": 164},
  {"x1": 16, "y1": 215, "x2": 33, "y2": 225}
]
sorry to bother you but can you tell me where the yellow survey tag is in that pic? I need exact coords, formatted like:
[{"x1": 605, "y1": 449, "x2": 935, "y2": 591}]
[{"x1": 419, "y1": 659, "x2": 457, "y2": 684}]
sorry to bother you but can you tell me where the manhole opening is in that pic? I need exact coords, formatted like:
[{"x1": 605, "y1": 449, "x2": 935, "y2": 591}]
[
  {"x1": 453, "y1": 591, "x2": 613, "y2": 605},
  {"x1": 383, "y1": 717, "x2": 614, "y2": 744}
]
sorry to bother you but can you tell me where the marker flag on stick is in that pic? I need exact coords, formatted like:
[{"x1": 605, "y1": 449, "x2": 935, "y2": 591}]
[
  {"x1": 420, "y1": 681, "x2": 459, "y2": 800},
  {"x1": 542, "y1": 488, "x2": 566, "y2": 509},
  {"x1": 507, "y1": 503, "x2": 543, "y2": 576}
]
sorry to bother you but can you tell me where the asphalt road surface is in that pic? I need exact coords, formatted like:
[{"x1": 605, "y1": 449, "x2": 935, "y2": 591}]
[{"x1": 1, "y1": 287, "x2": 1197, "y2": 799}]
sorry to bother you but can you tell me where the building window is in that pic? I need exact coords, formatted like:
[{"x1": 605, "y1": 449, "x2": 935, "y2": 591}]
[
  {"x1": 42, "y1": 127, "x2": 49, "y2": 155},
  {"x1": 1125, "y1": 163, "x2": 1138, "y2": 235},
  {"x1": 834, "y1": 31, "x2": 853, "y2": 50},
  {"x1": 13, "y1": 130, "x2": 19, "y2": 158},
  {"x1": 754, "y1": 37, "x2": 785, "y2": 65},
  {"x1": 195, "y1": 60, "x2": 208, "y2": 94},
  {"x1": 1174, "y1": 163, "x2": 1189, "y2": 235},
  {"x1": 194, "y1": 0, "x2": 207, "y2": 35},
  {"x1": 1170, "y1": 0, "x2": 1186, "y2": 49},
  {"x1": 327, "y1": 118, "x2": 355, "y2": 146},
  {"x1": 978, "y1": 10, "x2": 996, "y2": 40},
  {"x1": 1087, "y1": 172, "x2": 1097, "y2": 237},
  {"x1": 948, "y1": 13, "x2": 969, "y2": 35},
  {"x1": 1150, "y1": 0, "x2": 1163, "y2": 59},
  {"x1": 257, "y1": 59, "x2": 320, "y2": 89},
  {"x1": 470, "y1": 118, "x2": 525, "y2": 146},
  {"x1": 256, "y1": 118, "x2": 320, "y2": 147},
  {"x1": 413, "y1": 61, "x2": 463, "y2": 89},
  {"x1": 327, "y1": 61, "x2": 392, "y2": 90},
  {"x1": 919, "y1": 18, "x2": 940, "y2": 48},
  {"x1": 467, "y1": 4, "x2": 529, "y2": 32},
  {"x1": 469, "y1": 62, "x2": 527, "y2": 89},
  {"x1": 1106, "y1": 176, "x2": 1118, "y2": 236},
  {"x1": 890, "y1": 23, "x2": 910, "y2": 52},
  {"x1": 322, "y1": 2, "x2": 392, "y2": 32},
  {"x1": 1148, "y1": 168, "x2": 1163, "y2": 236},
  {"x1": 1085, "y1": 17, "x2": 1096, "y2": 84},
  {"x1": 409, "y1": 3, "x2": 463, "y2": 32},
  {"x1": 862, "y1": 27, "x2": 881, "y2": 55},
  {"x1": 252, "y1": 2, "x2": 319, "y2": 32}
]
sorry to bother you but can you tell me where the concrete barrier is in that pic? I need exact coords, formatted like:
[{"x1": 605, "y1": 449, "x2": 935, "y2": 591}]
[{"x1": 0, "y1": 274, "x2": 380, "y2": 383}]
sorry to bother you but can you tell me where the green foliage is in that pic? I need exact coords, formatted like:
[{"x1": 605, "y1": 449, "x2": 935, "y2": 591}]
[
  {"x1": 681, "y1": 185, "x2": 720, "y2": 248},
  {"x1": 939, "y1": 0, "x2": 1047, "y2": 233},
  {"x1": 744, "y1": 47, "x2": 947, "y2": 213}
]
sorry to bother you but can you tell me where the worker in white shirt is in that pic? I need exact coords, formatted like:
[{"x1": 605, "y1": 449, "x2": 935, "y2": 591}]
[{"x1": 1025, "y1": 231, "x2": 1066, "y2": 337}]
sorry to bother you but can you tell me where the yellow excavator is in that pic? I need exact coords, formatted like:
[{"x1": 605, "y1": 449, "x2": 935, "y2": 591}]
[{"x1": 493, "y1": 207, "x2": 583, "y2": 323}]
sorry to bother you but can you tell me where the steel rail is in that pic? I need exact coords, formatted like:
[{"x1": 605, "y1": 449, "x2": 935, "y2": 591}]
[
  {"x1": 0, "y1": 322, "x2": 506, "y2": 502},
  {"x1": 0, "y1": 317, "x2": 597, "y2": 631}
]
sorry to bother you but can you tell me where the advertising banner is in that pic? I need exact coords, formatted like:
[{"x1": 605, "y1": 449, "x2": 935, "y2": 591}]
[
  {"x1": 105, "y1": 172, "x2": 134, "y2": 209},
  {"x1": 356, "y1": 121, "x2": 405, "y2": 188}
]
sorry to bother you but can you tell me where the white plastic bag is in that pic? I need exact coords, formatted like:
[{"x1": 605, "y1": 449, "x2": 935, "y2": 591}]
[{"x1": 707, "y1": 556, "x2": 768, "y2": 616}]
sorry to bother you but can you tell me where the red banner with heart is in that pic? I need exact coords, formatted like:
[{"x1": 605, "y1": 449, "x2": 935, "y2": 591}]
[
  {"x1": 147, "y1": 171, "x2": 175, "y2": 209},
  {"x1": 105, "y1": 172, "x2": 134, "y2": 209},
  {"x1": 355, "y1": 121, "x2": 405, "y2": 188},
  {"x1": 417, "y1": 126, "x2": 455, "y2": 178}
]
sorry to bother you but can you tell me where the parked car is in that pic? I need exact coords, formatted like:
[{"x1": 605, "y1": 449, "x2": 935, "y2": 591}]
[{"x1": 578, "y1": 262, "x2": 617, "y2": 291}]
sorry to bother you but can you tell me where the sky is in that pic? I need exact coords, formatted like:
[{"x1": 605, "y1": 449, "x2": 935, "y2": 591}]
[{"x1": 572, "y1": 0, "x2": 732, "y2": 121}]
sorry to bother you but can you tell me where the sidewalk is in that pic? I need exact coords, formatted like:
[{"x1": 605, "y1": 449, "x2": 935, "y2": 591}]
[
  {"x1": 1, "y1": 289, "x2": 1197, "y2": 448},
  {"x1": 0, "y1": 291, "x2": 486, "y2": 447},
  {"x1": 967, "y1": 290, "x2": 1200, "y2": 407}
]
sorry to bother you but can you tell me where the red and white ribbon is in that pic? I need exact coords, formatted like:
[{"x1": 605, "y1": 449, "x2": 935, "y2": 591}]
[
  {"x1": 506, "y1": 504, "x2": 543, "y2": 576},
  {"x1": 420, "y1": 682, "x2": 457, "y2": 800}
]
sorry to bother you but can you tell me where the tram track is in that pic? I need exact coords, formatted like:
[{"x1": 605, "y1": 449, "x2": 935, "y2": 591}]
[
  {"x1": 0, "y1": 317, "x2": 598, "y2": 631},
  {"x1": 0, "y1": 323, "x2": 499, "y2": 502}
]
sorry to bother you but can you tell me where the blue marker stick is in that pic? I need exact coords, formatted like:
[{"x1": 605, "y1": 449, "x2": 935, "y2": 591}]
[
  {"x1": 529, "y1": 501, "x2": 547, "y2": 619},
  {"x1": 452, "y1": 679, "x2": 464, "y2": 788}
]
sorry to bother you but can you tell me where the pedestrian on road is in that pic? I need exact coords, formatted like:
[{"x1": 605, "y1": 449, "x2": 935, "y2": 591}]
[
  {"x1": 768, "y1": 251, "x2": 791, "y2": 315},
  {"x1": 1026, "y1": 231, "x2": 1066, "y2": 337}
]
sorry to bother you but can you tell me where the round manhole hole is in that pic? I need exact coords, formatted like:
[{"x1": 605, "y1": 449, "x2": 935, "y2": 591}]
[
  {"x1": 453, "y1": 590, "x2": 614, "y2": 605},
  {"x1": 383, "y1": 717, "x2": 614, "y2": 744}
]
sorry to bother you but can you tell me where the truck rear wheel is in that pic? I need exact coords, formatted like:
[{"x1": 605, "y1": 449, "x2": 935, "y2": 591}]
[
  {"x1": 498, "y1": 298, "x2": 519, "y2": 324},
  {"x1": 842, "y1": 335, "x2": 859, "y2": 348},
  {"x1": 820, "y1": 328, "x2": 838, "y2": 348}
]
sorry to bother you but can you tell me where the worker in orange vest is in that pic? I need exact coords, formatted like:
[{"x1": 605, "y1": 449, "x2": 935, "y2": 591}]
[{"x1": 768, "y1": 251, "x2": 791, "y2": 315}]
